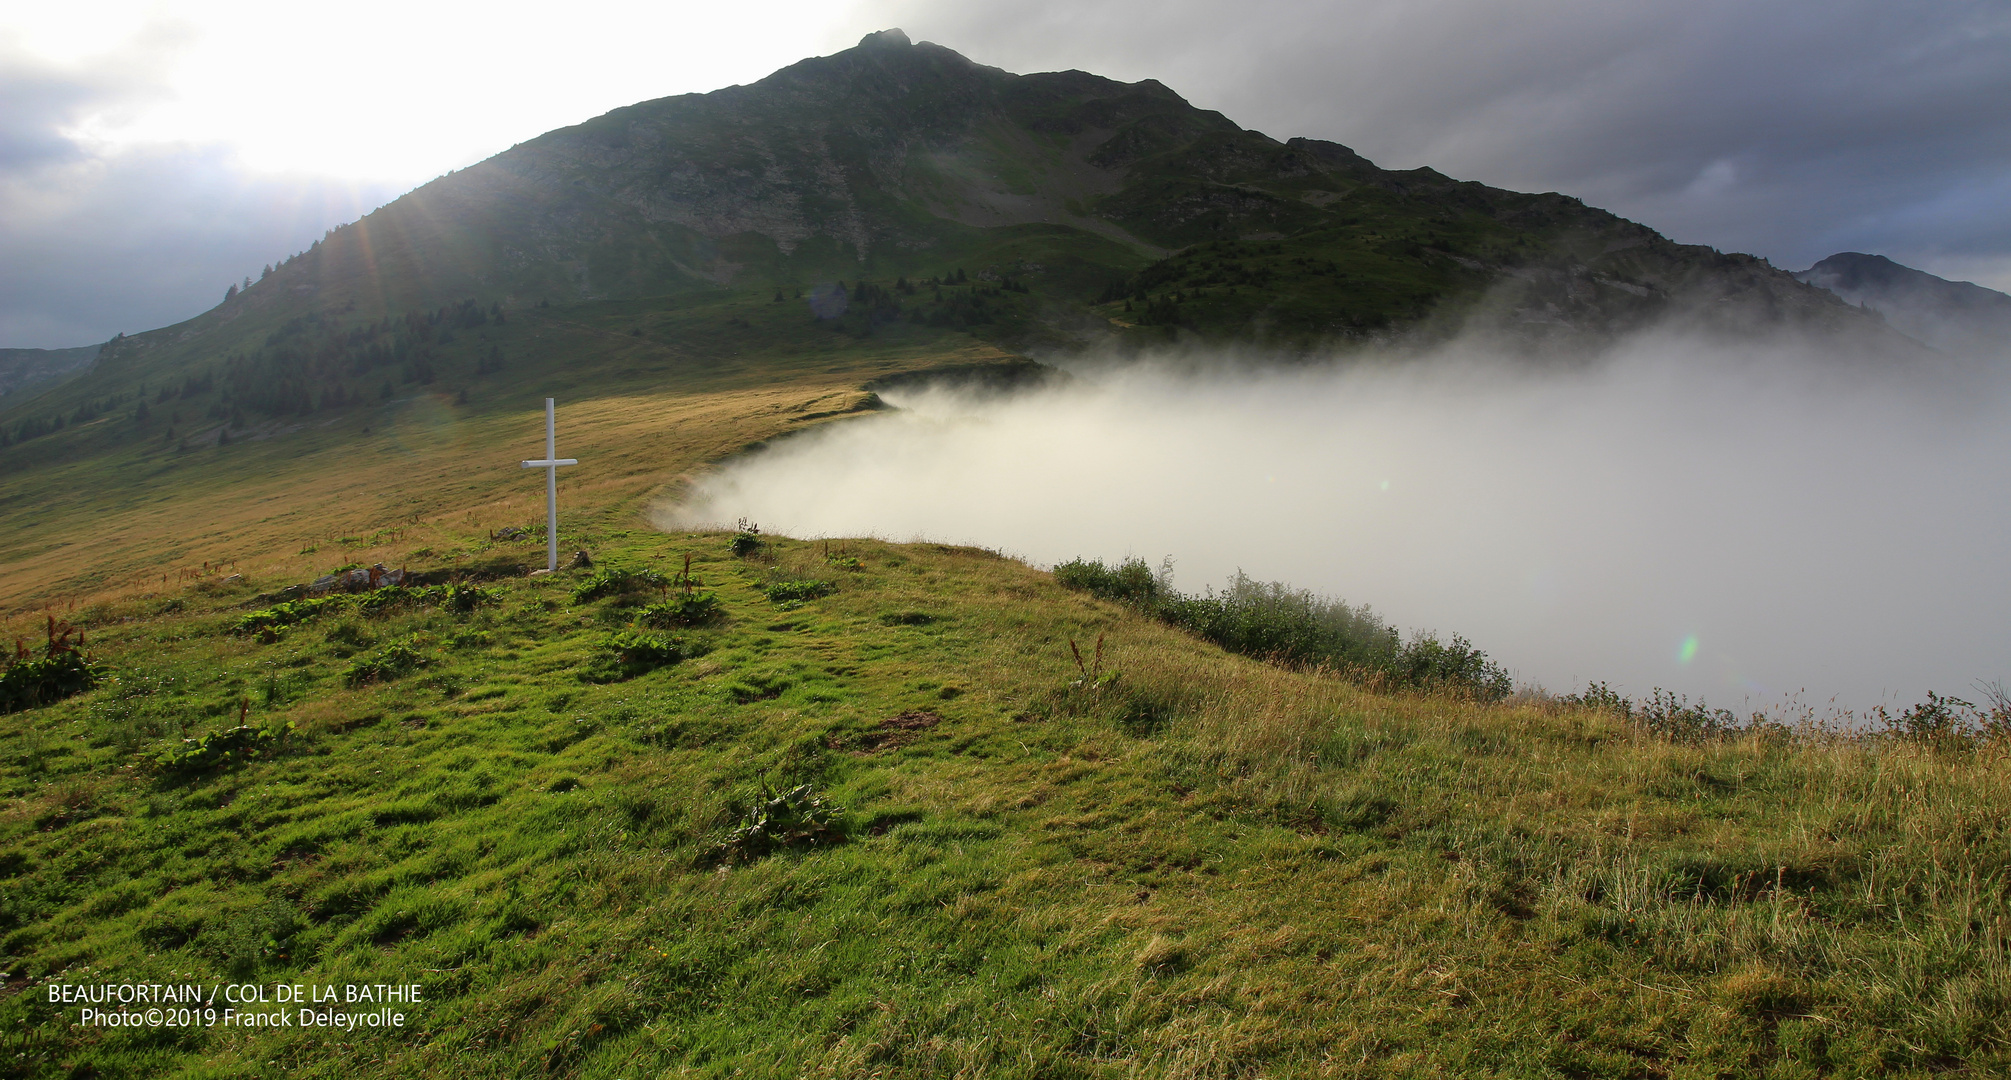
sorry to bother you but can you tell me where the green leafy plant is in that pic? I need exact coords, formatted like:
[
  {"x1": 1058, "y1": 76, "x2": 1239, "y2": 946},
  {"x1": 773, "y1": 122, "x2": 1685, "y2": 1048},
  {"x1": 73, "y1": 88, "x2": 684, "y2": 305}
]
[
  {"x1": 436, "y1": 581, "x2": 497, "y2": 614},
  {"x1": 580, "y1": 630, "x2": 691, "y2": 683},
  {"x1": 232, "y1": 582, "x2": 493, "y2": 639},
  {"x1": 707, "y1": 783, "x2": 846, "y2": 864},
  {"x1": 571, "y1": 566, "x2": 669, "y2": 603},
  {"x1": 1053, "y1": 556, "x2": 1162, "y2": 606},
  {"x1": 1563, "y1": 681, "x2": 1633, "y2": 718},
  {"x1": 1390, "y1": 633, "x2": 1513, "y2": 701},
  {"x1": 229, "y1": 596, "x2": 345, "y2": 637},
  {"x1": 635, "y1": 553, "x2": 723, "y2": 626},
  {"x1": 1634, "y1": 689, "x2": 1739, "y2": 742},
  {"x1": 343, "y1": 636, "x2": 431, "y2": 686},
  {"x1": 1, "y1": 617, "x2": 103, "y2": 713},
  {"x1": 765, "y1": 579, "x2": 835, "y2": 604},
  {"x1": 154, "y1": 719, "x2": 294, "y2": 774},
  {"x1": 445, "y1": 629, "x2": 492, "y2": 650},
  {"x1": 1880, "y1": 690, "x2": 1999, "y2": 743},
  {"x1": 730, "y1": 518, "x2": 764, "y2": 557}
]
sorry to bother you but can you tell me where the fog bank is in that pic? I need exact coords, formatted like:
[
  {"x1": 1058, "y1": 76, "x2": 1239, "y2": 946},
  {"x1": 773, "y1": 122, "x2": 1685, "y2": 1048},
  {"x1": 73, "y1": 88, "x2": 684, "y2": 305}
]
[{"x1": 665, "y1": 336, "x2": 2010, "y2": 711}]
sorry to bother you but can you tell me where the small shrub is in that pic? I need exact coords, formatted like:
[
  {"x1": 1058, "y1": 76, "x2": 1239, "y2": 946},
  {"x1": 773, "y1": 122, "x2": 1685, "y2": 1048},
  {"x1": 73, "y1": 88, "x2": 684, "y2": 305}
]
[
  {"x1": 344, "y1": 637, "x2": 431, "y2": 686},
  {"x1": 436, "y1": 581, "x2": 495, "y2": 614},
  {"x1": 571, "y1": 567, "x2": 669, "y2": 603},
  {"x1": 730, "y1": 518, "x2": 764, "y2": 557},
  {"x1": 1564, "y1": 681, "x2": 1633, "y2": 718},
  {"x1": 154, "y1": 721, "x2": 294, "y2": 774},
  {"x1": 1636, "y1": 689, "x2": 1738, "y2": 742},
  {"x1": 1, "y1": 652, "x2": 100, "y2": 713},
  {"x1": 1390, "y1": 633, "x2": 1512, "y2": 701},
  {"x1": 1054, "y1": 556, "x2": 1162, "y2": 606},
  {"x1": 1, "y1": 618, "x2": 103, "y2": 713},
  {"x1": 1164, "y1": 574, "x2": 1398, "y2": 674},
  {"x1": 765, "y1": 579, "x2": 835, "y2": 604},
  {"x1": 707, "y1": 783, "x2": 846, "y2": 864},
  {"x1": 580, "y1": 630, "x2": 691, "y2": 683},
  {"x1": 230, "y1": 596, "x2": 344, "y2": 636},
  {"x1": 350, "y1": 586, "x2": 418, "y2": 617},
  {"x1": 1883, "y1": 690, "x2": 1982, "y2": 743}
]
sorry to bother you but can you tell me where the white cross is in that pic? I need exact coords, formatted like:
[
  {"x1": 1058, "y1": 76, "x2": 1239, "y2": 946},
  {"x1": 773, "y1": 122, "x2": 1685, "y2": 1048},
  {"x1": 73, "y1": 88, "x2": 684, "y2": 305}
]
[{"x1": 520, "y1": 397, "x2": 579, "y2": 572}]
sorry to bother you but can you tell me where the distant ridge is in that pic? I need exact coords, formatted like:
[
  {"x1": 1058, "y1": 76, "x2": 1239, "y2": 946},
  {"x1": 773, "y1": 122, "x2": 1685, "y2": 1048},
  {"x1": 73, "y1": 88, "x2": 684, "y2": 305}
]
[
  {"x1": 1796, "y1": 252, "x2": 2011, "y2": 356},
  {"x1": 0, "y1": 343, "x2": 100, "y2": 401}
]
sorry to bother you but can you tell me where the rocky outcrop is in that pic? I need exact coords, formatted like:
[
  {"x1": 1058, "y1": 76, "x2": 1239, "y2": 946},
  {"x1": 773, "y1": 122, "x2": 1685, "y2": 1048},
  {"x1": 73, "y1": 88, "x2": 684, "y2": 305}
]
[{"x1": 308, "y1": 564, "x2": 406, "y2": 596}]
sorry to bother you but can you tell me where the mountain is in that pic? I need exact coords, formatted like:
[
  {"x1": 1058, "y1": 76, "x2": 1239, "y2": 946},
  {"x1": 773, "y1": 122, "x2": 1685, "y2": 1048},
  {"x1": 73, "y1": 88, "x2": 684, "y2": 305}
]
[
  {"x1": 1, "y1": 30, "x2": 1905, "y2": 466},
  {"x1": 230, "y1": 28, "x2": 1867, "y2": 347},
  {"x1": 1796, "y1": 252, "x2": 2011, "y2": 356},
  {"x1": 0, "y1": 343, "x2": 99, "y2": 401}
]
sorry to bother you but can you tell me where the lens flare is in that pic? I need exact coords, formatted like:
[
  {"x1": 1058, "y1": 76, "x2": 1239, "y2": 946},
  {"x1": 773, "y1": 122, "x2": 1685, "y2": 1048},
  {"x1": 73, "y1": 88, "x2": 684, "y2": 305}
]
[{"x1": 1679, "y1": 635, "x2": 1699, "y2": 665}]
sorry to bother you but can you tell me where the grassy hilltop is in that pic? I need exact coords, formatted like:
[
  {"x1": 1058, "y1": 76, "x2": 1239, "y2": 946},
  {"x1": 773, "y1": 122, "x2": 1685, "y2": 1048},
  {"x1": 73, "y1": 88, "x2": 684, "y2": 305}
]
[{"x1": 0, "y1": 27, "x2": 2004, "y2": 1080}]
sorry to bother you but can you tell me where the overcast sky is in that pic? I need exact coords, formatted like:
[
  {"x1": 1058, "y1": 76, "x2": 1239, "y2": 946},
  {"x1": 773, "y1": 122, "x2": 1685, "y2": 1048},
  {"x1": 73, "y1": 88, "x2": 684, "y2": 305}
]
[{"x1": 5, "y1": 0, "x2": 2008, "y2": 348}]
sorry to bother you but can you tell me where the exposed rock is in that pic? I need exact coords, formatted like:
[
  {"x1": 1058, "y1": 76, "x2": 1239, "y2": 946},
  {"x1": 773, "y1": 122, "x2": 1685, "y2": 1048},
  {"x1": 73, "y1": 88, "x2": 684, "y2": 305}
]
[{"x1": 307, "y1": 564, "x2": 405, "y2": 596}]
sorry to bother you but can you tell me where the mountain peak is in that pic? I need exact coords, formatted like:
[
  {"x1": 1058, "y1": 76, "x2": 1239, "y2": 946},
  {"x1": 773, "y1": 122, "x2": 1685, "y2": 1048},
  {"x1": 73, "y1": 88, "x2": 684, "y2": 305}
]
[
  {"x1": 1797, "y1": 252, "x2": 2011, "y2": 354},
  {"x1": 858, "y1": 28, "x2": 912, "y2": 49}
]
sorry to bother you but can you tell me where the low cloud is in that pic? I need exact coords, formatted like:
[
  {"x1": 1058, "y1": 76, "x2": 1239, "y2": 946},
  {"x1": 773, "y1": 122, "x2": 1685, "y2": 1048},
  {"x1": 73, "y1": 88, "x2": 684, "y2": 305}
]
[{"x1": 668, "y1": 335, "x2": 2011, "y2": 713}]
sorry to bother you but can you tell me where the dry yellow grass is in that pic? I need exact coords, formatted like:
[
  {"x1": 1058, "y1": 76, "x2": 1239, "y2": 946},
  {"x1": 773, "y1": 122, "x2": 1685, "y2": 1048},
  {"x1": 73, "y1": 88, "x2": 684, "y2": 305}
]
[{"x1": 0, "y1": 338, "x2": 1012, "y2": 630}]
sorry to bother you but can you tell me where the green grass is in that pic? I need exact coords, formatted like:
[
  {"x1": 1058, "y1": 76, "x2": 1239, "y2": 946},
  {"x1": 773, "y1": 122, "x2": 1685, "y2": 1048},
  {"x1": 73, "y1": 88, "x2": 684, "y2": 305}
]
[{"x1": 1, "y1": 532, "x2": 2006, "y2": 1077}]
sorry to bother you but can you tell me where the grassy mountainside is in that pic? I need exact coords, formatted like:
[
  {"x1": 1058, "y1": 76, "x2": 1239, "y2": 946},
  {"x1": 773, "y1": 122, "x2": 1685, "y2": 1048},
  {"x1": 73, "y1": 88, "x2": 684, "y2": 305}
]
[{"x1": 2, "y1": 531, "x2": 2007, "y2": 1077}]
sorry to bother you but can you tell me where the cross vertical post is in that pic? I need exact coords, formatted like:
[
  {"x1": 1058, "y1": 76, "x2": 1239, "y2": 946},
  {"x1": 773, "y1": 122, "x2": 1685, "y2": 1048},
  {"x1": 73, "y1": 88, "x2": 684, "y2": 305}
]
[{"x1": 520, "y1": 397, "x2": 579, "y2": 571}]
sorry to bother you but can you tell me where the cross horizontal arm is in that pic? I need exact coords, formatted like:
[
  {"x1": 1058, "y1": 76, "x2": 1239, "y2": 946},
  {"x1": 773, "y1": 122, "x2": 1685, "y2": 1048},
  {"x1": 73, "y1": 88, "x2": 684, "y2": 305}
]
[{"x1": 521, "y1": 458, "x2": 579, "y2": 468}]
